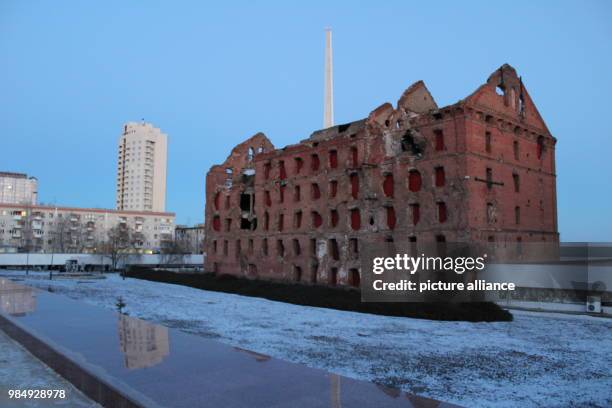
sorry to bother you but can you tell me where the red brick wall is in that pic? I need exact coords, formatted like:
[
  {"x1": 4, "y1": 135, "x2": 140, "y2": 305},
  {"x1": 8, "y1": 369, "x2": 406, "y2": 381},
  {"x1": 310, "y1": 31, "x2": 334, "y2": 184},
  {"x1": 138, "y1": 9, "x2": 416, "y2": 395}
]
[{"x1": 204, "y1": 65, "x2": 559, "y2": 285}]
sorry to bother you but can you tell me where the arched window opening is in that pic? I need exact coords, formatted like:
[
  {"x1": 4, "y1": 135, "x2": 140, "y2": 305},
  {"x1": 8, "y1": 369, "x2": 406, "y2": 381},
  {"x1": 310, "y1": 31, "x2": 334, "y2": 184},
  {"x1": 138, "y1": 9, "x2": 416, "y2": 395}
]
[
  {"x1": 311, "y1": 183, "x2": 321, "y2": 200},
  {"x1": 537, "y1": 136, "x2": 544, "y2": 159},
  {"x1": 435, "y1": 167, "x2": 445, "y2": 187},
  {"x1": 212, "y1": 216, "x2": 221, "y2": 231},
  {"x1": 312, "y1": 211, "x2": 323, "y2": 228},
  {"x1": 386, "y1": 206, "x2": 396, "y2": 230},
  {"x1": 383, "y1": 174, "x2": 394, "y2": 197},
  {"x1": 294, "y1": 211, "x2": 302, "y2": 229},
  {"x1": 350, "y1": 174, "x2": 359, "y2": 199},
  {"x1": 311, "y1": 154, "x2": 320, "y2": 172},
  {"x1": 330, "y1": 209, "x2": 339, "y2": 227},
  {"x1": 329, "y1": 150, "x2": 338, "y2": 168},
  {"x1": 410, "y1": 204, "x2": 420, "y2": 225},
  {"x1": 349, "y1": 269, "x2": 360, "y2": 288},
  {"x1": 350, "y1": 209, "x2": 361, "y2": 230},
  {"x1": 329, "y1": 180, "x2": 338, "y2": 198},
  {"x1": 408, "y1": 170, "x2": 422, "y2": 192},
  {"x1": 437, "y1": 202, "x2": 447, "y2": 223}
]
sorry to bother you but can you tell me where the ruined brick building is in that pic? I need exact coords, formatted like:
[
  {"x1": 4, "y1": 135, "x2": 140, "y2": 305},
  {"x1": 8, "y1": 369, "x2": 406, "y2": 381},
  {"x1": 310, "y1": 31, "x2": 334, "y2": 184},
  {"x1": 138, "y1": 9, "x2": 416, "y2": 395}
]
[{"x1": 204, "y1": 64, "x2": 558, "y2": 287}]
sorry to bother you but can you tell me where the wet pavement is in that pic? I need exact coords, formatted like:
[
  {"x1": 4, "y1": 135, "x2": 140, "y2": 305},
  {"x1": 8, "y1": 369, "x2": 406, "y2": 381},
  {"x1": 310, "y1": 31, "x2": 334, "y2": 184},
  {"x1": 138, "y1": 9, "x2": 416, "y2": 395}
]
[{"x1": 0, "y1": 278, "x2": 457, "y2": 408}]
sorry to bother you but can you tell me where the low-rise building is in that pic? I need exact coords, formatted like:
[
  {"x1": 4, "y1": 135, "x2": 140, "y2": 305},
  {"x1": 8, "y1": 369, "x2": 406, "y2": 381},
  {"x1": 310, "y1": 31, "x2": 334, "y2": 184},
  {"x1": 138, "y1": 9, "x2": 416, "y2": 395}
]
[
  {"x1": 175, "y1": 223, "x2": 205, "y2": 254},
  {"x1": 0, "y1": 203, "x2": 175, "y2": 254}
]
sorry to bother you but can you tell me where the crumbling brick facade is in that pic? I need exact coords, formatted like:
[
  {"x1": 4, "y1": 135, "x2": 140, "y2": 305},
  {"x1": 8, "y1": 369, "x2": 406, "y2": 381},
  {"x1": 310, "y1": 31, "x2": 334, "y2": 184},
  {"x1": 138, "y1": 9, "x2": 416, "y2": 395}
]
[{"x1": 204, "y1": 64, "x2": 559, "y2": 286}]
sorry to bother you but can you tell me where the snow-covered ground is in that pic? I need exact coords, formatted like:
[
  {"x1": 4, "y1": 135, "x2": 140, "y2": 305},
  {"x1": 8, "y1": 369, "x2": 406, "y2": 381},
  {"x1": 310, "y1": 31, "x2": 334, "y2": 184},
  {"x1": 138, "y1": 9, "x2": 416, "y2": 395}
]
[
  {"x1": 2, "y1": 271, "x2": 611, "y2": 408},
  {"x1": 0, "y1": 330, "x2": 97, "y2": 407}
]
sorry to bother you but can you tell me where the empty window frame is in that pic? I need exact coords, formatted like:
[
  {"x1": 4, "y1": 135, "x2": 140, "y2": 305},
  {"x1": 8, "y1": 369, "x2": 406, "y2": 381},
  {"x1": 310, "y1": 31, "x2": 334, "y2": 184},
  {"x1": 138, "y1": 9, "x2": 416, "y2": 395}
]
[
  {"x1": 408, "y1": 170, "x2": 422, "y2": 192},
  {"x1": 277, "y1": 240, "x2": 285, "y2": 257},
  {"x1": 486, "y1": 168, "x2": 493, "y2": 190},
  {"x1": 437, "y1": 202, "x2": 447, "y2": 223},
  {"x1": 350, "y1": 146, "x2": 358, "y2": 167},
  {"x1": 294, "y1": 211, "x2": 303, "y2": 229},
  {"x1": 294, "y1": 185, "x2": 301, "y2": 202},
  {"x1": 515, "y1": 206, "x2": 521, "y2": 225},
  {"x1": 383, "y1": 173, "x2": 394, "y2": 197},
  {"x1": 434, "y1": 129, "x2": 445, "y2": 151},
  {"x1": 537, "y1": 136, "x2": 544, "y2": 159},
  {"x1": 311, "y1": 183, "x2": 321, "y2": 200},
  {"x1": 513, "y1": 173, "x2": 520, "y2": 193},
  {"x1": 262, "y1": 238, "x2": 268, "y2": 255},
  {"x1": 293, "y1": 239, "x2": 301, "y2": 256},
  {"x1": 329, "y1": 180, "x2": 338, "y2": 198},
  {"x1": 348, "y1": 269, "x2": 360, "y2": 288},
  {"x1": 264, "y1": 190, "x2": 272, "y2": 207},
  {"x1": 435, "y1": 166, "x2": 445, "y2": 187},
  {"x1": 350, "y1": 173, "x2": 359, "y2": 199},
  {"x1": 386, "y1": 206, "x2": 396, "y2": 230},
  {"x1": 329, "y1": 268, "x2": 338, "y2": 286},
  {"x1": 311, "y1": 154, "x2": 320, "y2": 172},
  {"x1": 350, "y1": 209, "x2": 361, "y2": 230},
  {"x1": 294, "y1": 157, "x2": 304, "y2": 174},
  {"x1": 329, "y1": 150, "x2": 338, "y2": 168},
  {"x1": 312, "y1": 211, "x2": 323, "y2": 228},
  {"x1": 279, "y1": 185, "x2": 286, "y2": 203},
  {"x1": 330, "y1": 209, "x2": 339, "y2": 227},
  {"x1": 349, "y1": 238, "x2": 359, "y2": 256},
  {"x1": 328, "y1": 239, "x2": 339, "y2": 261},
  {"x1": 513, "y1": 140, "x2": 520, "y2": 160},
  {"x1": 410, "y1": 204, "x2": 420, "y2": 225},
  {"x1": 278, "y1": 213, "x2": 284, "y2": 231}
]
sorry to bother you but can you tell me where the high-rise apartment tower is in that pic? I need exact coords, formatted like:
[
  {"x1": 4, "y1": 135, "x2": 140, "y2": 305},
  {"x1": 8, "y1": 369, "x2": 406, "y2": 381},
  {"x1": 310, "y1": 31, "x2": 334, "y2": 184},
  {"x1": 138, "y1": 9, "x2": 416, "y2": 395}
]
[{"x1": 116, "y1": 122, "x2": 167, "y2": 212}]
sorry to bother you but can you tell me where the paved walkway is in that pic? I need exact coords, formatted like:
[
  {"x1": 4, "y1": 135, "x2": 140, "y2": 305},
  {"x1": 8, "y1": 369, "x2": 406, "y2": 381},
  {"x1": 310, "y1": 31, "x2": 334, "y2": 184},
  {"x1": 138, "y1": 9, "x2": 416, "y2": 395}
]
[{"x1": 0, "y1": 329, "x2": 96, "y2": 407}]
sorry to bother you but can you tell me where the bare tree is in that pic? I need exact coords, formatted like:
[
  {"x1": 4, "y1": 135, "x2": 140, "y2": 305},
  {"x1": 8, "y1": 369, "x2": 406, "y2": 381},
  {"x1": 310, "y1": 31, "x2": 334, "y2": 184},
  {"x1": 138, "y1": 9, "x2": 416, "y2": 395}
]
[
  {"x1": 49, "y1": 216, "x2": 72, "y2": 254},
  {"x1": 159, "y1": 236, "x2": 190, "y2": 266},
  {"x1": 19, "y1": 210, "x2": 34, "y2": 254},
  {"x1": 100, "y1": 224, "x2": 136, "y2": 271}
]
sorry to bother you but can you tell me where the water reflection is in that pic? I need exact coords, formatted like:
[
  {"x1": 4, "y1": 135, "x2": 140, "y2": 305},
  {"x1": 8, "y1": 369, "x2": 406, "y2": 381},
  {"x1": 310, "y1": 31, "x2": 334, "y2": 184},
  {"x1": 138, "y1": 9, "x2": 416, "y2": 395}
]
[
  {"x1": 0, "y1": 279, "x2": 36, "y2": 316},
  {"x1": 117, "y1": 313, "x2": 170, "y2": 370}
]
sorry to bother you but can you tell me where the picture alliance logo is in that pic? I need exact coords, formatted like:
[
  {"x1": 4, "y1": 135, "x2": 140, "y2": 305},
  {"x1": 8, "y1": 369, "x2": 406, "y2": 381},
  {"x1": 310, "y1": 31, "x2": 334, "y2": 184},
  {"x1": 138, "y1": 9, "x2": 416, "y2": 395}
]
[{"x1": 372, "y1": 253, "x2": 488, "y2": 275}]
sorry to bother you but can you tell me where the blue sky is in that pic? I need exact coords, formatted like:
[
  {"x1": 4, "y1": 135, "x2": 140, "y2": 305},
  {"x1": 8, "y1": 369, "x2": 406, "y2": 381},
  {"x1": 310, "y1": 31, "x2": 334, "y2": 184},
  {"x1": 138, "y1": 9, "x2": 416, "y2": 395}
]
[{"x1": 1, "y1": 1, "x2": 610, "y2": 240}]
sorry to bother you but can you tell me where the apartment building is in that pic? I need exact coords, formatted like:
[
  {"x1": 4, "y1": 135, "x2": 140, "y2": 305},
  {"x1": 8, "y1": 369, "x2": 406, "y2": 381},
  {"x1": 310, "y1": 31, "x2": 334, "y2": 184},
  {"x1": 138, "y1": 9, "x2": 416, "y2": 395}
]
[
  {"x1": 116, "y1": 122, "x2": 168, "y2": 212},
  {"x1": 0, "y1": 203, "x2": 175, "y2": 254},
  {"x1": 0, "y1": 172, "x2": 38, "y2": 205}
]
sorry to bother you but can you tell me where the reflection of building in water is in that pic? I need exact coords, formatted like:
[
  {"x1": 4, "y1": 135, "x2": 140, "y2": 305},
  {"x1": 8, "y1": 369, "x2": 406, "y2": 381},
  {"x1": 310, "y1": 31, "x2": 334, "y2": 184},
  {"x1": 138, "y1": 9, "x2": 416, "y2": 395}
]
[
  {"x1": 0, "y1": 279, "x2": 36, "y2": 316},
  {"x1": 117, "y1": 314, "x2": 169, "y2": 369}
]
